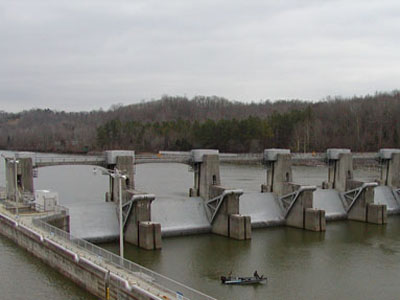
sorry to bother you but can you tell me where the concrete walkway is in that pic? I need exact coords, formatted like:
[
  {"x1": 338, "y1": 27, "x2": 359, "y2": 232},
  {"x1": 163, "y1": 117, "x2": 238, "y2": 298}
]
[{"x1": 0, "y1": 205, "x2": 201, "y2": 300}]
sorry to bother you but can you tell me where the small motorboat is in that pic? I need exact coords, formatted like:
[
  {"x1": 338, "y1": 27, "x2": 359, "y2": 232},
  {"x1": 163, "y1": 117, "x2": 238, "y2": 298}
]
[{"x1": 221, "y1": 275, "x2": 267, "y2": 285}]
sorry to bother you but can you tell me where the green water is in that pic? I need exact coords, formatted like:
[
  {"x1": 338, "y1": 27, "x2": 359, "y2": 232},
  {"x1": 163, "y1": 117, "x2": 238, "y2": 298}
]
[
  {"x1": 3, "y1": 217, "x2": 399, "y2": 300},
  {"x1": 102, "y1": 218, "x2": 400, "y2": 300},
  {"x1": 0, "y1": 234, "x2": 96, "y2": 300}
]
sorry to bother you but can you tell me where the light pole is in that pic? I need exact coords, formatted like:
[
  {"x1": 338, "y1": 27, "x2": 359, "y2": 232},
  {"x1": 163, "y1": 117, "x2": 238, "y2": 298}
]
[
  {"x1": 13, "y1": 156, "x2": 20, "y2": 217},
  {"x1": 115, "y1": 168, "x2": 127, "y2": 259},
  {"x1": 94, "y1": 167, "x2": 127, "y2": 258}
]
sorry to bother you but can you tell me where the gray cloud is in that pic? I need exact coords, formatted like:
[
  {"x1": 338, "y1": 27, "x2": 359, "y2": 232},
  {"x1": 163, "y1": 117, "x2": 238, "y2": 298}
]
[{"x1": 1, "y1": 0, "x2": 399, "y2": 112}]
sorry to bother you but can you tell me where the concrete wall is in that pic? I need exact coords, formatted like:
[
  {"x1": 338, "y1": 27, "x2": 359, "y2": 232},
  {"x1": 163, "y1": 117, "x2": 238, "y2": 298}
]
[
  {"x1": 209, "y1": 185, "x2": 251, "y2": 240},
  {"x1": 285, "y1": 190, "x2": 313, "y2": 229},
  {"x1": 110, "y1": 156, "x2": 135, "y2": 203},
  {"x1": 347, "y1": 185, "x2": 373, "y2": 222},
  {"x1": 5, "y1": 157, "x2": 34, "y2": 201},
  {"x1": 0, "y1": 213, "x2": 162, "y2": 300},
  {"x1": 41, "y1": 214, "x2": 70, "y2": 232},
  {"x1": 199, "y1": 155, "x2": 221, "y2": 200},
  {"x1": 347, "y1": 186, "x2": 387, "y2": 224},
  {"x1": 124, "y1": 198, "x2": 162, "y2": 250},
  {"x1": 210, "y1": 187, "x2": 238, "y2": 236},
  {"x1": 125, "y1": 198, "x2": 150, "y2": 245},
  {"x1": 138, "y1": 222, "x2": 162, "y2": 250},
  {"x1": 367, "y1": 204, "x2": 387, "y2": 224},
  {"x1": 327, "y1": 153, "x2": 353, "y2": 192},
  {"x1": 263, "y1": 154, "x2": 293, "y2": 196},
  {"x1": 285, "y1": 189, "x2": 326, "y2": 232},
  {"x1": 19, "y1": 158, "x2": 34, "y2": 194},
  {"x1": 229, "y1": 214, "x2": 251, "y2": 240},
  {"x1": 304, "y1": 209, "x2": 326, "y2": 231},
  {"x1": 5, "y1": 160, "x2": 15, "y2": 200},
  {"x1": 381, "y1": 153, "x2": 400, "y2": 188},
  {"x1": 261, "y1": 152, "x2": 326, "y2": 232}
]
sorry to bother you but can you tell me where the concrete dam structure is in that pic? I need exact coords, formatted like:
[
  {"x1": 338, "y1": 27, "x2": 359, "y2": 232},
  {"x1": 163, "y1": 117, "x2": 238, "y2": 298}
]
[
  {"x1": 2, "y1": 148, "x2": 400, "y2": 300},
  {"x1": 4, "y1": 150, "x2": 163, "y2": 250},
  {"x1": 3, "y1": 148, "x2": 399, "y2": 251}
]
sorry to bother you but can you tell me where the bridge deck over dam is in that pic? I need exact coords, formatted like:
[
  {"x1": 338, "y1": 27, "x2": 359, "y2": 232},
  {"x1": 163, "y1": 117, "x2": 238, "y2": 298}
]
[{"x1": 26, "y1": 151, "x2": 379, "y2": 168}]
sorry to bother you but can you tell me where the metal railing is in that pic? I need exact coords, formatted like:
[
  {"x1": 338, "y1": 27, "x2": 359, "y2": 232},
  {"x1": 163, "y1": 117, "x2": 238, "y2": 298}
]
[
  {"x1": 32, "y1": 217, "x2": 216, "y2": 300},
  {"x1": 34, "y1": 155, "x2": 105, "y2": 166},
  {"x1": 135, "y1": 154, "x2": 191, "y2": 165},
  {"x1": 30, "y1": 202, "x2": 69, "y2": 216}
]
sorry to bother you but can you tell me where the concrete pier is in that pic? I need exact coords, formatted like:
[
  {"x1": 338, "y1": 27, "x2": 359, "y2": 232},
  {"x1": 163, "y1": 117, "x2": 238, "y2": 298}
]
[
  {"x1": 190, "y1": 150, "x2": 251, "y2": 240},
  {"x1": 323, "y1": 148, "x2": 352, "y2": 191},
  {"x1": 284, "y1": 187, "x2": 326, "y2": 231},
  {"x1": 379, "y1": 149, "x2": 400, "y2": 188},
  {"x1": 324, "y1": 149, "x2": 387, "y2": 225},
  {"x1": 262, "y1": 149, "x2": 326, "y2": 232},
  {"x1": 261, "y1": 149, "x2": 292, "y2": 196},
  {"x1": 346, "y1": 183, "x2": 376, "y2": 222},
  {"x1": 104, "y1": 150, "x2": 135, "y2": 203},
  {"x1": 104, "y1": 151, "x2": 162, "y2": 250},
  {"x1": 138, "y1": 221, "x2": 162, "y2": 250},
  {"x1": 5, "y1": 153, "x2": 35, "y2": 201},
  {"x1": 124, "y1": 193, "x2": 162, "y2": 250},
  {"x1": 367, "y1": 203, "x2": 387, "y2": 224}
]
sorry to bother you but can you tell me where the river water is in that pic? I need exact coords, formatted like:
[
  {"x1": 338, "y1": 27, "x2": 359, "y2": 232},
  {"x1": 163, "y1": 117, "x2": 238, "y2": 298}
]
[{"x1": 1, "y1": 153, "x2": 400, "y2": 300}]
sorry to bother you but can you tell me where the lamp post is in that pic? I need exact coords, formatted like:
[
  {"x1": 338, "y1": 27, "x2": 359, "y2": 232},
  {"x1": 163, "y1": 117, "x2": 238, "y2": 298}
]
[
  {"x1": 115, "y1": 168, "x2": 127, "y2": 258},
  {"x1": 94, "y1": 167, "x2": 126, "y2": 258},
  {"x1": 13, "y1": 156, "x2": 20, "y2": 217}
]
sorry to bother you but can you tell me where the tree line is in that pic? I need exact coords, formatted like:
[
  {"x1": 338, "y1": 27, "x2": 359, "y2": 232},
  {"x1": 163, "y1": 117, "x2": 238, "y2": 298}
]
[
  {"x1": 96, "y1": 109, "x2": 312, "y2": 153},
  {"x1": 1, "y1": 91, "x2": 400, "y2": 153}
]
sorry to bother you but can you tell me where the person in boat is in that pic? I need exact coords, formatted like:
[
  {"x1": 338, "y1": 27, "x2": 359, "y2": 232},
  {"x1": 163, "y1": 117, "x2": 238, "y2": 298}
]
[{"x1": 253, "y1": 270, "x2": 263, "y2": 280}]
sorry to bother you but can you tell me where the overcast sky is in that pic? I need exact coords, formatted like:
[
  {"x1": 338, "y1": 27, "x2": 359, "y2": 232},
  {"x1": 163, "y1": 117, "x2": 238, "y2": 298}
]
[{"x1": 1, "y1": 0, "x2": 399, "y2": 112}]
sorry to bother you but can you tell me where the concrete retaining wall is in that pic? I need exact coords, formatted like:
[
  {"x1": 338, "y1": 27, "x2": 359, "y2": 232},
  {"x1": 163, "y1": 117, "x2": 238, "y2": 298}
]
[
  {"x1": 0, "y1": 213, "x2": 162, "y2": 300},
  {"x1": 40, "y1": 214, "x2": 70, "y2": 232}
]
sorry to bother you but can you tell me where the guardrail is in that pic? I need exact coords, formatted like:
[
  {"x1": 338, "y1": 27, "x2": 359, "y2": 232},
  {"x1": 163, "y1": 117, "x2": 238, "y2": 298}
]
[
  {"x1": 30, "y1": 202, "x2": 69, "y2": 216},
  {"x1": 34, "y1": 155, "x2": 105, "y2": 166},
  {"x1": 32, "y1": 217, "x2": 216, "y2": 300}
]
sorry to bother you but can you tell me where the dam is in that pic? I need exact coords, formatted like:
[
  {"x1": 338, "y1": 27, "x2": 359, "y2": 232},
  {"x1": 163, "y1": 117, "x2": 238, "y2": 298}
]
[
  {"x1": 7, "y1": 148, "x2": 389, "y2": 242},
  {"x1": 1, "y1": 149, "x2": 400, "y2": 299}
]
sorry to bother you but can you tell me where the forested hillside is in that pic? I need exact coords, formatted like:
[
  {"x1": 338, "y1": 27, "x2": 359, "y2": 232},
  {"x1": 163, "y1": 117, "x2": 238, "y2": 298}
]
[{"x1": 1, "y1": 92, "x2": 400, "y2": 153}]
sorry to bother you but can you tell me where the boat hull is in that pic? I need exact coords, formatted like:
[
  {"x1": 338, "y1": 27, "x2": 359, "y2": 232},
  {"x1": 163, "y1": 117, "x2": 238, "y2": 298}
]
[{"x1": 221, "y1": 276, "x2": 267, "y2": 285}]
